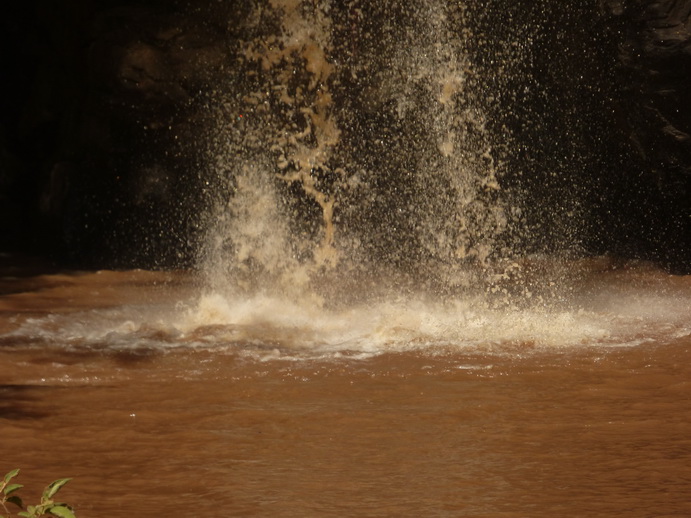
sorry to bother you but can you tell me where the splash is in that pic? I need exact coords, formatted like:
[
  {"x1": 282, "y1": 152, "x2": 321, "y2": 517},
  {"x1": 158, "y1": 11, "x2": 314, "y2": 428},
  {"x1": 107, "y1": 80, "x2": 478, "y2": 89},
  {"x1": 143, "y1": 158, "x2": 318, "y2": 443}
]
[
  {"x1": 2, "y1": 261, "x2": 689, "y2": 360},
  {"x1": 199, "y1": 0, "x2": 509, "y2": 307},
  {"x1": 200, "y1": 0, "x2": 344, "y2": 302},
  {"x1": 51, "y1": 0, "x2": 678, "y2": 360}
]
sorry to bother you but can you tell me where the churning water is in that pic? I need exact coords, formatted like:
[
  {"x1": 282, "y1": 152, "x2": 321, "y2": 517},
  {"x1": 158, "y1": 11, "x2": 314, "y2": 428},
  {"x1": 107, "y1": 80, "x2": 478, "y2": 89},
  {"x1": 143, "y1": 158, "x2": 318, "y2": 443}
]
[
  {"x1": 2, "y1": 1, "x2": 691, "y2": 516},
  {"x1": 1, "y1": 259, "x2": 690, "y2": 359}
]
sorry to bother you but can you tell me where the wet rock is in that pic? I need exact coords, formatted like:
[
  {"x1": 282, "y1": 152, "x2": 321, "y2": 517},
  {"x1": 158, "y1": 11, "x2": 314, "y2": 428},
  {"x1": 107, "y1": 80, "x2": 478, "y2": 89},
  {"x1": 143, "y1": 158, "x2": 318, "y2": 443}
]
[
  {"x1": 603, "y1": 0, "x2": 691, "y2": 271},
  {"x1": 0, "y1": 1, "x2": 234, "y2": 267}
]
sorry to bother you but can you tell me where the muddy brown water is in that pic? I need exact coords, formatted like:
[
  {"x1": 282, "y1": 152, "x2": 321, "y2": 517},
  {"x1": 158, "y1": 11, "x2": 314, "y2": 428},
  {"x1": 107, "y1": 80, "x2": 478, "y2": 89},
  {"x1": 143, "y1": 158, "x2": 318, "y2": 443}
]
[{"x1": 1, "y1": 263, "x2": 690, "y2": 517}]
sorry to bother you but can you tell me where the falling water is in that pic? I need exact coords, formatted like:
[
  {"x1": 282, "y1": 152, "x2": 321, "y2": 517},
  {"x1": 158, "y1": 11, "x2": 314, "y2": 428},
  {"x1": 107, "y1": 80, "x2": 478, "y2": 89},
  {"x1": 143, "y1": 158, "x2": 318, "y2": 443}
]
[
  {"x1": 197, "y1": 0, "x2": 512, "y2": 305},
  {"x1": 125, "y1": 0, "x2": 690, "y2": 358}
]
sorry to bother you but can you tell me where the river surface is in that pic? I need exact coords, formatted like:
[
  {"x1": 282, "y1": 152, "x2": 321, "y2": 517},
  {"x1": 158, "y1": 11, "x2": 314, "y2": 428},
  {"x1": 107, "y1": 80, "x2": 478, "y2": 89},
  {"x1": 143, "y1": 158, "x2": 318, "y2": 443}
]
[{"x1": 1, "y1": 257, "x2": 691, "y2": 517}]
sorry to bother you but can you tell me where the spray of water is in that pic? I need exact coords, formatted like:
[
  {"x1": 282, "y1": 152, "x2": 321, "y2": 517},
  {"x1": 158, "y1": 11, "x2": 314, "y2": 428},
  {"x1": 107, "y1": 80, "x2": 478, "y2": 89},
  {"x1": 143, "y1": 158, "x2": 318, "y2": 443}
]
[
  {"x1": 145, "y1": 0, "x2": 687, "y2": 356},
  {"x1": 199, "y1": 0, "x2": 512, "y2": 306}
]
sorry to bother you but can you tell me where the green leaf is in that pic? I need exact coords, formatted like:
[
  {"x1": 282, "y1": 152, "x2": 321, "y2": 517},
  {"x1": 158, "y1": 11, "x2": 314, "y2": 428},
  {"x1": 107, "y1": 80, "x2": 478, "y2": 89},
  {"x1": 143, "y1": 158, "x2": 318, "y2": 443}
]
[
  {"x1": 17, "y1": 511, "x2": 32, "y2": 518},
  {"x1": 44, "y1": 479, "x2": 71, "y2": 500},
  {"x1": 3, "y1": 483, "x2": 23, "y2": 496},
  {"x1": 3, "y1": 470, "x2": 19, "y2": 484},
  {"x1": 47, "y1": 505, "x2": 75, "y2": 518},
  {"x1": 6, "y1": 495, "x2": 24, "y2": 509}
]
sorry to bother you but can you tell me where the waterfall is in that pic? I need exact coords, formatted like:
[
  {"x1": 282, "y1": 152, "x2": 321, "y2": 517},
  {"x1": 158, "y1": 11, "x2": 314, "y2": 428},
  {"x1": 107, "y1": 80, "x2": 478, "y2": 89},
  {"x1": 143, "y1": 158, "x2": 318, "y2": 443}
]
[{"x1": 198, "y1": 0, "x2": 511, "y2": 305}]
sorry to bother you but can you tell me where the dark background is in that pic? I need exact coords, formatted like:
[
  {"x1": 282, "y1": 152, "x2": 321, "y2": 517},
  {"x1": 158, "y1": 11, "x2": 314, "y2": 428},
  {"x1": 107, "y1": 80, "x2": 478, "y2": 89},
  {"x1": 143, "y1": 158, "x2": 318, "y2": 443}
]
[{"x1": 1, "y1": 0, "x2": 689, "y2": 272}]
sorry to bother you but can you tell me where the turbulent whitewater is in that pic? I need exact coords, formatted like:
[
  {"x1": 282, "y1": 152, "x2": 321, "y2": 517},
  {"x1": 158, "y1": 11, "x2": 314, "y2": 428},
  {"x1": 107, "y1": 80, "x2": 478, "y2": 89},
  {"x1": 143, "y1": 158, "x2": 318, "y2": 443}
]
[{"x1": 0, "y1": 259, "x2": 689, "y2": 361}]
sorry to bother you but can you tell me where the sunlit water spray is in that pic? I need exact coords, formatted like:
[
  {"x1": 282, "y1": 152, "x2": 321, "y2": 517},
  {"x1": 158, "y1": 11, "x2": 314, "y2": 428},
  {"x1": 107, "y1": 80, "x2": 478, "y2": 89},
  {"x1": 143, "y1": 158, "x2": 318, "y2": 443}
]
[
  {"x1": 201, "y1": 1, "x2": 508, "y2": 298},
  {"x1": 1, "y1": 1, "x2": 690, "y2": 360},
  {"x1": 2, "y1": 260, "x2": 690, "y2": 360}
]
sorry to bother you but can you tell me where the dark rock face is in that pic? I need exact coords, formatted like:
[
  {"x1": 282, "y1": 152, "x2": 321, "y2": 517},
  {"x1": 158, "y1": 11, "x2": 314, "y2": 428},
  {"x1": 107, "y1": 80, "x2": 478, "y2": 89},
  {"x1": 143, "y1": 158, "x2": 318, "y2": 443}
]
[
  {"x1": 468, "y1": 0, "x2": 691, "y2": 272},
  {"x1": 60, "y1": 2, "x2": 234, "y2": 267},
  {"x1": 1, "y1": 1, "x2": 236, "y2": 267},
  {"x1": 605, "y1": 0, "x2": 691, "y2": 271},
  {"x1": 1, "y1": 0, "x2": 690, "y2": 271},
  {"x1": 467, "y1": 1, "x2": 624, "y2": 255}
]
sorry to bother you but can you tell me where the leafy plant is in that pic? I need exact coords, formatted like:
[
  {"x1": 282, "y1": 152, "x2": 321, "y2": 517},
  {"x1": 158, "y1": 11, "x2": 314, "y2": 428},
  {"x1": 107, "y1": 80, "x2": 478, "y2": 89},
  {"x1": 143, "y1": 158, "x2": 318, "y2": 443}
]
[{"x1": 1, "y1": 470, "x2": 75, "y2": 518}]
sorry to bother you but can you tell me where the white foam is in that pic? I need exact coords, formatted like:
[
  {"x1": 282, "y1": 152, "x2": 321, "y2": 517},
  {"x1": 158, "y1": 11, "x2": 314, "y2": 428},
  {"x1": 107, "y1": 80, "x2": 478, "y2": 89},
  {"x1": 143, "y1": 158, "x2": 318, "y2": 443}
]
[
  {"x1": 168, "y1": 283, "x2": 691, "y2": 357},
  {"x1": 3, "y1": 268, "x2": 689, "y2": 360}
]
